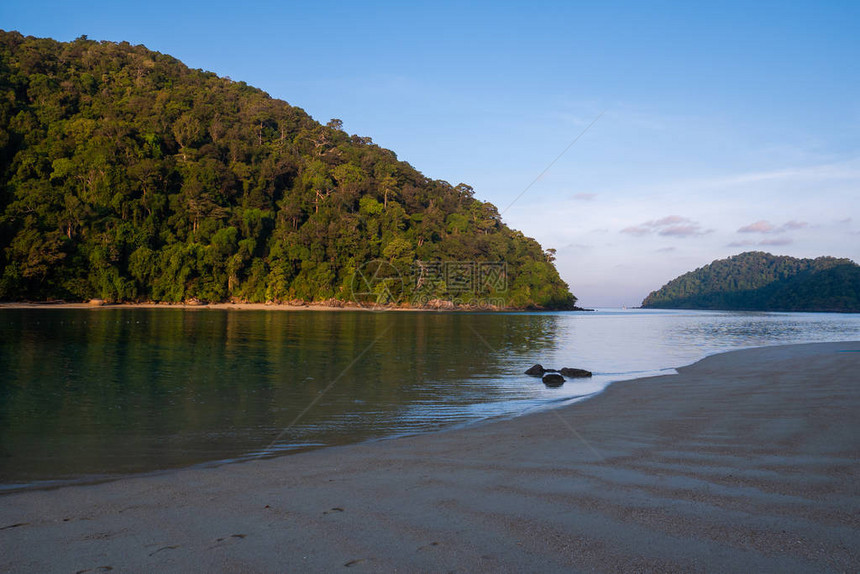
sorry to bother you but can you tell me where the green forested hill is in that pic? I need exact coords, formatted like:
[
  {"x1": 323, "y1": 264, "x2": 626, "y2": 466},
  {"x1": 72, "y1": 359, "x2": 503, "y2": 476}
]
[
  {"x1": 641, "y1": 252, "x2": 860, "y2": 312},
  {"x1": 0, "y1": 31, "x2": 576, "y2": 308}
]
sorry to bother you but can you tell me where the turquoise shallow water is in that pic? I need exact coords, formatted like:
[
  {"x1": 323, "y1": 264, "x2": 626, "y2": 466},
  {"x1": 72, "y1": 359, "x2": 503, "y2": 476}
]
[{"x1": 1, "y1": 307, "x2": 858, "y2": 490}]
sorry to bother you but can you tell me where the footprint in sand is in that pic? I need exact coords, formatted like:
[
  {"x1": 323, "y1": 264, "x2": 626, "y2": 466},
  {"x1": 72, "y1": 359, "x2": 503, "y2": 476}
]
[
  {"x1": 148, "y1": 545, "x2": 179, "y2": 557},
  {"x1": 215, "y1": 534, "x2": 247, "y2": 542},
  {"x1": 209, "y1": 534, "x2": 247, "y2": 549}
]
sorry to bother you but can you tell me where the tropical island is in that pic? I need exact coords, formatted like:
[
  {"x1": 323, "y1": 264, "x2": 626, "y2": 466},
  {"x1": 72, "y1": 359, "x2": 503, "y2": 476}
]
[
  {"x1": 1, "y1": 10, "x2": 860, "y2": 572},
  {"x1": 641, "y1": 251, "x2": 860, "y2": 312},
  {"x1": 0, "y1": 31, "x2": 578, "y2": 310}
]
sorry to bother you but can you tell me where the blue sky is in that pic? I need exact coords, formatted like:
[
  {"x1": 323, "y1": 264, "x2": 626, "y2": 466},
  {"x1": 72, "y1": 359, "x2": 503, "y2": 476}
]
[{"x1": 2, "y1": 0, "x2": 858, "y2": 306}]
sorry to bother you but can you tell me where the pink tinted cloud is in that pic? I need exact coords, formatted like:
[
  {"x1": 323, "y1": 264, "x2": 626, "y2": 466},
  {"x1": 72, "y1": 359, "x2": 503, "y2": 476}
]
[
  {"x1": 737, "y1": 219, "x2": 809, "y2": 234},
  {"x1": 659, "y1": 225, "x2": 707, "y2": 237},
  {"x1": 620, "y1": 225, "x2": 650, "y2": 236},
  {"x1": 650, "y1": 215, "x2": 691, "y2": 226},
  {"x1": 738, "y1": 220, "x2": 776, "y2": 233},
  {"x1": 571, "y1": 193, "x2": 597, "y2": 201}
]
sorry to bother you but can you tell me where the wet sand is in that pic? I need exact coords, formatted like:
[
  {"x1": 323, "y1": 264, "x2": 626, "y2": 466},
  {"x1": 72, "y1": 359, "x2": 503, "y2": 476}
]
[{"x1": 1, "y1": 342, "x2": 858, "y2": 573}]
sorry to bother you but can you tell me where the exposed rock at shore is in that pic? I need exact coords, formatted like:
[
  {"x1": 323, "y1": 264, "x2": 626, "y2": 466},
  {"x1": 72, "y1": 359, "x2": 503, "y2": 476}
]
[
  {"x1": 526, "y1": 364, "x2": 592, "y2": 379},
  {"x1": 542, "y1": 373, "x2": 565, "y2": 387},
  {"x1": 425, "y1": 299, "x2": 456, "y2": 310},
  {"x1": 87, "y1": 298, "x2": 105, "y2": 306},
  {"x1": 525, "y1": 364, "x2": 546, "y2": 376}
]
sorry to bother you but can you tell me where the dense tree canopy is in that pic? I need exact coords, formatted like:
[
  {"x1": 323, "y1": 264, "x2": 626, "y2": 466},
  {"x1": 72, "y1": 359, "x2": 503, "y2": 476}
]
[
  {"x1": 641, "y1": 252, "x2": 860, "y2": 312},
  {"x1": 0, "y1": 31, "x2": 577, "y2": 309}
]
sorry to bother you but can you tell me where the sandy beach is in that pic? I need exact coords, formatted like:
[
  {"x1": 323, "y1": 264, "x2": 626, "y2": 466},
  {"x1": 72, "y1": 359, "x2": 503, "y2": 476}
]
[
  {"x1": 0, "y1": 301, "x2": 381, "y2": 312},
  {"x1": 0, "y1": 301, "x2": 522, "y2": 312},
  {"x1": 1, "y1": 341, "x2": 858, "y2": 573}
]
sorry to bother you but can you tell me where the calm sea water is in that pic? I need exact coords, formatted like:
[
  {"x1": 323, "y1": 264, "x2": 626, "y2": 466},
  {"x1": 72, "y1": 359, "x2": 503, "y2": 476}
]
[{"x1": 1, "y1": 308, "x2": 858, "y2": 490}]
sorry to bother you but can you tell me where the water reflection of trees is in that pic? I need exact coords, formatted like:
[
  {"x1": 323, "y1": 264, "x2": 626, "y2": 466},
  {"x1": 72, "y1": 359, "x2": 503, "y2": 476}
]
[{"x1": 0, "y1": 309, "x2": 559, "y2": 484}]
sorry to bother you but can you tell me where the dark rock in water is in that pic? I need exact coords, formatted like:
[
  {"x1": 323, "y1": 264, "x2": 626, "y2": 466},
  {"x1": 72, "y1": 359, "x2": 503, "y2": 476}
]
[
  {"x1": 527, "y1": 364, "x2": 587, "y2": 380},
  {"x1": 542, "y1": 373, "x2": 565, "y2": 387},
  {"x1": 559, "y1": 367, "x2": 592, "y2": 378},
  {"x1": 525, "y1": 364, "x2": 546, "y2": 376}
]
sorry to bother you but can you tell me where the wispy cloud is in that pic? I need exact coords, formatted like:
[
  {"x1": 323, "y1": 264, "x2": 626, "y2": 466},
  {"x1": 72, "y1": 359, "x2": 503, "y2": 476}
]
[
  {"x1": 760, "y1": 237, "x2": 793, "y2": 246},
  {"x1": 781, "y1": 220, "x2": 808, "y2": 230},
  {"x1": 728, "y1": 237, "x2": 793, "y2": 247},
  {"x1": 597, "y1": 159, "x2": 860, "y2": 209},
  {"x1": 621, "y1": 215, "x2": 711, "y2": 238},
  {"x1": 737, "y1": 219, "x2": 809, "y2": 234},
  {"x1": 687, "y1": 161, "x2": 860, "y2": 190},
  {"x1": 571, "y1": 192, "x2": 597, "y2": 201},
  {"x1": 620, "y1": 225, "x2": 650, "y2": 236},
  {"x1": 660, "y1": 225, "x2": 705, "y2": 237},
  {"x1": 738, "y1": 220, "x2": 776, "y2": 233},
  {"x1": 652, "y1": 215, "x2": 688, "y2": 226}
]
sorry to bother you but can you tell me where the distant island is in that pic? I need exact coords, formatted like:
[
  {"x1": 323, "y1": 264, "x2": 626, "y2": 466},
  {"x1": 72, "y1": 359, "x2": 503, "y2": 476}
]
[
  {"x1": 642, "y1": 252, "x2": 860, "y2": 312},
  {"x1": 0, "y1": 31, "x2": 578, "y2": 310}
]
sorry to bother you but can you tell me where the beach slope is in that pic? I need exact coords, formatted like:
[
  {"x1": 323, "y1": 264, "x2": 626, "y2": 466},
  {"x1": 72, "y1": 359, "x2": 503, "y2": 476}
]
[{"x1": 1, "y1": 342, "x2": 858, "y2": 573}]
